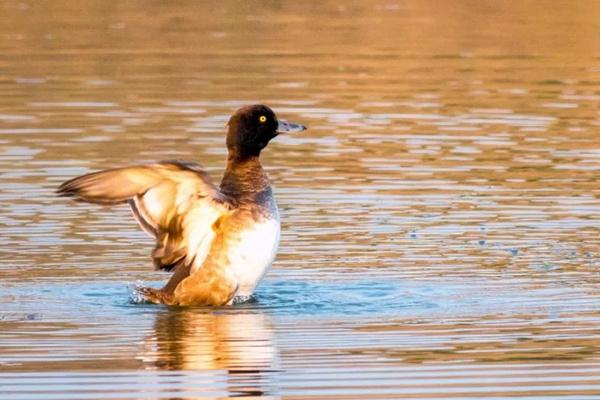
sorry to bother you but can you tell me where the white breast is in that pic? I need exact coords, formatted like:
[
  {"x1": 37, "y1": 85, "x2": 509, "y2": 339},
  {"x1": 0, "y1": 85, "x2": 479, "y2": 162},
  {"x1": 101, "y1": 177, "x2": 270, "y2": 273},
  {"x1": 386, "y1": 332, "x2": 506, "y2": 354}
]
[{"x1": 229, "y1": 215, "x2": 280, "y2": 297}]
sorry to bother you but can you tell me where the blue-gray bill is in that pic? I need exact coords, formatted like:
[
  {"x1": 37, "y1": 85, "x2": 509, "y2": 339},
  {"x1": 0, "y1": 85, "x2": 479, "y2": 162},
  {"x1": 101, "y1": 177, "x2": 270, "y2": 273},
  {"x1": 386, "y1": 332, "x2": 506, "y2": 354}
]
[{"x1": 277, "y1": 119, "x2": 306, "y2": 133}]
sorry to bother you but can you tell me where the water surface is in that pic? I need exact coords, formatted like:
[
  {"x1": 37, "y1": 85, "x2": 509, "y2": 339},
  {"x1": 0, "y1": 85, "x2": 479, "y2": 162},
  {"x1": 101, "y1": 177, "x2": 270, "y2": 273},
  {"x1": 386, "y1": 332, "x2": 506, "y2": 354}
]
[{"x1": 1, "y1": 1, "x2": 600, "y2": 398}]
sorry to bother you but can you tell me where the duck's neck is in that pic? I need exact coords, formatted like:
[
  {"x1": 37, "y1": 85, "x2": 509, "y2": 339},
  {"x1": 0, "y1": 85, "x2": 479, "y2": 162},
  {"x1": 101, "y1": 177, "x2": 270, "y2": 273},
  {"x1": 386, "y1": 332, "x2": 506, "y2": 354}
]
[{"x1": 220, "y1": 154, "x2": 271, "y2": 200}]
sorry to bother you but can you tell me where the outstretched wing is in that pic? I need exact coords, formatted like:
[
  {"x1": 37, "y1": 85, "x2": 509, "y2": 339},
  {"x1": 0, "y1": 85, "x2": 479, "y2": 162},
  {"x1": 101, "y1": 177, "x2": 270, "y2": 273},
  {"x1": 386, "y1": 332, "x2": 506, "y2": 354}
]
[{"x1": 57, "y1": 160, "x2": 234, "y2": 274}]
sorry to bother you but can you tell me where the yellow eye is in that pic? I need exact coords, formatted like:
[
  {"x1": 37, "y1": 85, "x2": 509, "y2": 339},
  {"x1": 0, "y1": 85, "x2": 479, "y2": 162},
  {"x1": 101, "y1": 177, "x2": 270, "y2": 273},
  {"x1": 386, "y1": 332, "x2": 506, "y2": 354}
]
[{"x1": 259, "y1": 115, "x2": 267, "y2": 123}]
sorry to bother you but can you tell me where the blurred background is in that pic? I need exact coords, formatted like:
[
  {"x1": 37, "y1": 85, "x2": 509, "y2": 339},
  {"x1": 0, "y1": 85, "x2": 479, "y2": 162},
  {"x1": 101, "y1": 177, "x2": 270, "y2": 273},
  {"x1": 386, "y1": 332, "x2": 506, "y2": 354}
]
[{"x1": 1, "y1": 1, "x2": 600, "y2": 399}]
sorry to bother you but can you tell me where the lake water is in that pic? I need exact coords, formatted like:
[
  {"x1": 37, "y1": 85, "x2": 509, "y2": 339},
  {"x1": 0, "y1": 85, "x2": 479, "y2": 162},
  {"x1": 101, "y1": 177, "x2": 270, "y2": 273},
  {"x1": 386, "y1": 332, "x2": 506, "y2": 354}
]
[{"x1": 1, "y1": 1, "x2": 600, "y2": 398}]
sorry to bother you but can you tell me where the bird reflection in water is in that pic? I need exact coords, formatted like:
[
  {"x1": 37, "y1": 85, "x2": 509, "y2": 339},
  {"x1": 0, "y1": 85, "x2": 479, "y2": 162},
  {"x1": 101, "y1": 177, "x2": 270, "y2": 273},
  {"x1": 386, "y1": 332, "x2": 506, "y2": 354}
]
[{"x1": 138, "y1": 308, "x2": 279, "y2": 398}]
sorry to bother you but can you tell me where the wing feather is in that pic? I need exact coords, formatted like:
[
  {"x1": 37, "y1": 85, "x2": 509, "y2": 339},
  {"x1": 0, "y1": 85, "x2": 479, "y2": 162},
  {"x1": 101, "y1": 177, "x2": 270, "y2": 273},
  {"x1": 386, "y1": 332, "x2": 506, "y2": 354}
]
[{"x1": 57, "y1": 160, "x2": 233, "y2": 274}]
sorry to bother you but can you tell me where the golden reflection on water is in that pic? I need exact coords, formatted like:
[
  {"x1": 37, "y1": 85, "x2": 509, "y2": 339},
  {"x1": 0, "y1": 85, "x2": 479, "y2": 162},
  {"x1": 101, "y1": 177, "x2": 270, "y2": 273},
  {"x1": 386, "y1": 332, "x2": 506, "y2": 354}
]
[
  {"x1": 139, "y1": 310, "x2": 278, "y2": 397},
  {"x1": 1, "y1": 0, "x2": 600, "y2": 399}
]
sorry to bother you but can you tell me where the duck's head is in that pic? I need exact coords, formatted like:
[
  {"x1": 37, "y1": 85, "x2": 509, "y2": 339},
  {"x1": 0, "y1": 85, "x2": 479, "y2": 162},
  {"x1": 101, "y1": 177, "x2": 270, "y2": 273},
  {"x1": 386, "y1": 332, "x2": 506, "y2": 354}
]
[{"x1": 226, "y1": 104, "x2": 306, "y2": 159}]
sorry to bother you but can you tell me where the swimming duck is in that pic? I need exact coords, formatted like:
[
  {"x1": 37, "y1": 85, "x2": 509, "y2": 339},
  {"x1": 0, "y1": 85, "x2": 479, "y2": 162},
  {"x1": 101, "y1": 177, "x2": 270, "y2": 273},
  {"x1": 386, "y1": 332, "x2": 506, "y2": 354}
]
[{"x1": 58, "y1": 104, "x2": 306, "y2": 306}]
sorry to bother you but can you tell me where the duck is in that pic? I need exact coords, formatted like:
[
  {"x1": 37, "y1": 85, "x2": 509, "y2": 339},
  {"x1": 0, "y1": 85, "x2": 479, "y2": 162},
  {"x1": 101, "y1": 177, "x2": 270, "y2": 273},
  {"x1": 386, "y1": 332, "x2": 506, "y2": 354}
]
[{"x1": 57, "y1": 104, "x2": 306, "y2": 306}]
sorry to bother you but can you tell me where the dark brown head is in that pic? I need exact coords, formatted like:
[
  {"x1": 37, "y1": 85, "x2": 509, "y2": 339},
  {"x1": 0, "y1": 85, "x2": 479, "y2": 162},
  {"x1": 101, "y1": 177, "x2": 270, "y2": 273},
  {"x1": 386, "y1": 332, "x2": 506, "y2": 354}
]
[{"x1": 226, "y1": 104, "x2": 306, "y2": 160}]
